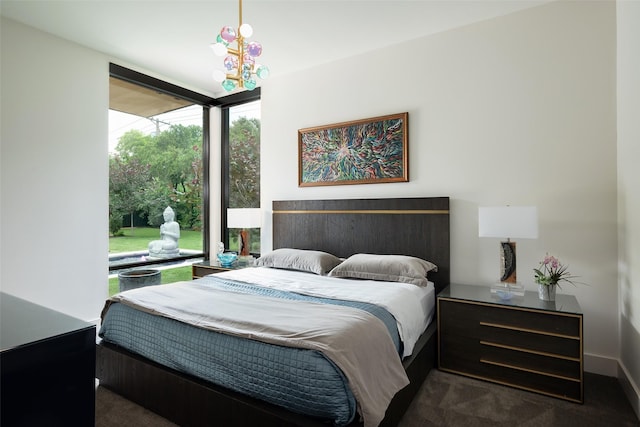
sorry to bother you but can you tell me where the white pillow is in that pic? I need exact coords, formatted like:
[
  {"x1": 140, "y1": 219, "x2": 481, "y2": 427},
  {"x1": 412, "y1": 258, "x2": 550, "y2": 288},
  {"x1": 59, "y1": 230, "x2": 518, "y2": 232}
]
[
  {"x1": 254, "y1": 248, "x2": 343, "y2": 275},
  {"x1": 328, "y1": 253, "x2": 437, "y2": 287}
]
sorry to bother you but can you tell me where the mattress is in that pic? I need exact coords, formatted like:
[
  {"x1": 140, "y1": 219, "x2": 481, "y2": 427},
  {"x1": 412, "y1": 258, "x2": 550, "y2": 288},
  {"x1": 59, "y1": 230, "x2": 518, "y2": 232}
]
[{"x1": 99, "y1": 268, "x2": 435, "y2": 426}]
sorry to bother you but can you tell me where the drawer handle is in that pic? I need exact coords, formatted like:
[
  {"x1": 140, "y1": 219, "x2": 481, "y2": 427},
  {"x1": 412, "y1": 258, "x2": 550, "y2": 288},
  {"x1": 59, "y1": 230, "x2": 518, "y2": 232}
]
[
  {"x1": 480, "y1": 321, "x2": 580, "y2": 340},
  {"x1": 480, "y1": 358, "x2": 581, "y2": 382},
  {"x1": 480, "y1": 340, "x2": 580, "y2": 362}
]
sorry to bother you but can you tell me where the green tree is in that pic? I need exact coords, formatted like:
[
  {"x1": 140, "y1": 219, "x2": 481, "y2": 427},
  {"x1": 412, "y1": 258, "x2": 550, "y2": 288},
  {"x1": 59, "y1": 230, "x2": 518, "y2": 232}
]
[
  {"x1": 142, "y1": 177, "x2": 173, "y2": 228},
  {"x1": 229, "y1": 117, "x2": 260, "y2": 208},
  {"x1": 153, "y1": 125, "x2": 203, "y2": 190},
  {"x1": 169, "y1": 145, "x2": 203, "y2": 230},
  {"x1": 109, "y1": 155, "x2": 151, "y2": 235},
  {"x1": 112, "y1": 124, "x2": 203, "y2": 229},
  {"x1": 115, "y1": 129, "x2": 153, "y2": 162}
]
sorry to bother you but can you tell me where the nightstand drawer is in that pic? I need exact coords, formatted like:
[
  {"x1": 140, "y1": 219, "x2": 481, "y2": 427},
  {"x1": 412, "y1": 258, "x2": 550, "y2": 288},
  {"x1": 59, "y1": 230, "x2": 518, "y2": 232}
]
[
  {"x1": 479, "y1": 341, "x2": 582, "y2": 380},
  {"x1": 440, "y1": 332, "x2": 580, "y2": 378},
  {"x1": 440, "y1": 298, "x2": 580, "y2": 339},
  {"x1": 441, "y1": 343, "x2": 582, "y2": 400},
  {"x1": 192, "y1": 264, "x2": 229, "y2": 278},
  {"x1": 479, "y1": 357, "x2": 582, "y2": 400},
  {"x1": 480, "y1": 323, "x2": 581, "y2": 359}
]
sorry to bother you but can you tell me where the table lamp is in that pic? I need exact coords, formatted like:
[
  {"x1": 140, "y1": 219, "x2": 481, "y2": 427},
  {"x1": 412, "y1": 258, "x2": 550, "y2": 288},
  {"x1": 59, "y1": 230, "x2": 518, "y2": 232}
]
[
  {"x1": 479, "y1": 206, "x2": 538, "y2": 284},
  {"x1": 227, "y1": 208, "x2": 261, "y2": 258}
]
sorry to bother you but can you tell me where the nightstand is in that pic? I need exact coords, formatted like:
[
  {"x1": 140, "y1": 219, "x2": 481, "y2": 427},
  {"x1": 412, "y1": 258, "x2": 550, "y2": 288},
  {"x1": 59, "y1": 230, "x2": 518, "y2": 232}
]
[
  {"x1": 192, "y1": 258, "x2": 255, "y2": 279},
  {"x1": 438, "y1": 283, "x2": 583, "y2": 403}
]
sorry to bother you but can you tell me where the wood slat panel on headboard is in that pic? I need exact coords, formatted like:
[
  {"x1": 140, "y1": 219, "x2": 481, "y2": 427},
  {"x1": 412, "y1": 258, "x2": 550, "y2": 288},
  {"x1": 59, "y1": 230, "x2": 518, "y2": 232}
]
[{"x1": 272, "y1": 197, "x2": 450, "y2": 292}]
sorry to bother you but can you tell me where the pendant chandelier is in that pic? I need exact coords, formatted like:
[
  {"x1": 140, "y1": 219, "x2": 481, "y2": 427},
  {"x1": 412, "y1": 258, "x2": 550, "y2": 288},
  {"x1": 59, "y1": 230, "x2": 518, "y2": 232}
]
[{"x1": 211, "y1": 0, "x2": 269, "y2": 92}]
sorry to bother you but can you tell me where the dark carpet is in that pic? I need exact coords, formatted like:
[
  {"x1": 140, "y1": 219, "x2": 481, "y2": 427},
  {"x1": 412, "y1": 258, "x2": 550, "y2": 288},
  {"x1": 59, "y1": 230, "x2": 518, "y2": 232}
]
[{"x1": 95, "y1": 370, "x2": 639, "y2": 427}]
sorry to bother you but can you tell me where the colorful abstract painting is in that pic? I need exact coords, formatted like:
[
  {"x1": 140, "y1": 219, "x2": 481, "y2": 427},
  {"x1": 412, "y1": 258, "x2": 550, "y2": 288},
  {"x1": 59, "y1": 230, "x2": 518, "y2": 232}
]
[{"x1": 298, "y1": 112, "x2": 408, "y2": 187}]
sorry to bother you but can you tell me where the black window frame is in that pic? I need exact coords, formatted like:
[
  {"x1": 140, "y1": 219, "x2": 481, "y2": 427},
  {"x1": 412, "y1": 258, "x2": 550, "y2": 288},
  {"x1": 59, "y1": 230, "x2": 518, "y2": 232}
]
[
  {"x1": 217, "y1": 88, "x2": 262, "y2": 254},
  {"x1": 108, "y1": 63, "x2": 218, "y2": 272}
]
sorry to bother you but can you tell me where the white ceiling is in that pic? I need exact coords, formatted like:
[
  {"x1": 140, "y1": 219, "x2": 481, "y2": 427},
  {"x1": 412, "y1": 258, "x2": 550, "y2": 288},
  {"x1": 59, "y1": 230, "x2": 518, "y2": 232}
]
[{"x1": 1, "y1": 0, "x2": 551, "y2": 99}]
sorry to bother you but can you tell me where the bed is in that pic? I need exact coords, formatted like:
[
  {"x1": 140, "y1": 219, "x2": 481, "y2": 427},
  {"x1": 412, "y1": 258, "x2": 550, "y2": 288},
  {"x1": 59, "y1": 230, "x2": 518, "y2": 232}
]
[{"x1": 96, "y1": 197, "x2": 450, "y2": 427}]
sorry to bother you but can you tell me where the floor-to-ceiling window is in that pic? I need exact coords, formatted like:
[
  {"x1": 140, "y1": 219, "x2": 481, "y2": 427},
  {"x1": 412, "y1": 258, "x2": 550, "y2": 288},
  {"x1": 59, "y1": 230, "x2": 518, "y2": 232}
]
[
  {"x1": 108, "y1": 64, "x2": 214, "y2": 294},
  {"x1": 220, "y1": 94, "x2": 261, "y2": 256},
  {"x1": 107, "y1": 65, "x2": 261, "y2": 293}
]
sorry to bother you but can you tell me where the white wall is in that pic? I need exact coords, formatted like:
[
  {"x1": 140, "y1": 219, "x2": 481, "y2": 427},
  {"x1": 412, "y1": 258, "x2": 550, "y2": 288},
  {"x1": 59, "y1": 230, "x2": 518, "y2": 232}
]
[
  {"x1": 261, "y1": 1, "x2": 618, "y2": 373},
  {"x1": 1, "y1": 18, "x2": 109, "y2": 321},
  {"x1": 617, "y1": 0, "x2": 640, "y2": 416}
]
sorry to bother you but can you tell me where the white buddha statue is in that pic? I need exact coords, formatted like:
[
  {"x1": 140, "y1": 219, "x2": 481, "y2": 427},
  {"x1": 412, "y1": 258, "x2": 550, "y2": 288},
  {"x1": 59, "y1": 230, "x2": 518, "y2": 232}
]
[{"x1": 148, "y1": 206, "x2": 180, "y2": 258}]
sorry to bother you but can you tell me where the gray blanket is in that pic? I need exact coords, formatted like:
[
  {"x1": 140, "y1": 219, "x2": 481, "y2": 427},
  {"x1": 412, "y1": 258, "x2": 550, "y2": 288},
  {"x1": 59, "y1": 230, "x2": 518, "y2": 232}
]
[{"x1": 108, "y1": 280, "x2": 409, "y2": 427}]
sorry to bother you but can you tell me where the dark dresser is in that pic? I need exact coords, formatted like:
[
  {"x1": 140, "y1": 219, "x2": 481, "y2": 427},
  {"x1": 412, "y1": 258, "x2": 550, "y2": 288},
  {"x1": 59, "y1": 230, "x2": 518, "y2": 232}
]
[
  {"x1": 438, "y1": 283, "x2": 583, "y2": 403},
  {"x1": 1, "y1": 292, "x2": 96, "y2": 426}
]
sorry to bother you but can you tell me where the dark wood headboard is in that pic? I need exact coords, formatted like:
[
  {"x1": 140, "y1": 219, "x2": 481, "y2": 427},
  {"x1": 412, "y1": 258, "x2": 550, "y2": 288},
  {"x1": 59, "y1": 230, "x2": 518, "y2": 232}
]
[{"x1": 272, "y1": 197, "x2": 450, "y2": 294}]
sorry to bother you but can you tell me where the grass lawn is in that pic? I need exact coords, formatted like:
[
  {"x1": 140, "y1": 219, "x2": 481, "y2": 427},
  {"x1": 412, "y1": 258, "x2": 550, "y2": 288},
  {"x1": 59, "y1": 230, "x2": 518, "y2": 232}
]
[
  {"x1": 108, "y1": 265, "x2": 193, "y2": 296},
  {"x1": 109, "y1": 227, "x2": 203, "y2": 253}
]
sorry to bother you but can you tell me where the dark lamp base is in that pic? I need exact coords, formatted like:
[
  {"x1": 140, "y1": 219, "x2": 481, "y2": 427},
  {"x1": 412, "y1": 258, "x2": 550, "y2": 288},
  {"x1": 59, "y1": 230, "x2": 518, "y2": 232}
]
[
  {"x1": 500, "y1": 241, "x2": 517, "y2": 283},
  {"x1": 239, "y1": 229, "x2": 251, "y2": 257}
]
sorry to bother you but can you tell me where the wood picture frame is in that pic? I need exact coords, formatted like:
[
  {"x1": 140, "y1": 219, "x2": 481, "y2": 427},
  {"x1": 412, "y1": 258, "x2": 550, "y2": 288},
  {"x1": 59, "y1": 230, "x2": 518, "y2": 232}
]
[{"x1": 298, "y1": 112, "x2": 409, "y2": 187}]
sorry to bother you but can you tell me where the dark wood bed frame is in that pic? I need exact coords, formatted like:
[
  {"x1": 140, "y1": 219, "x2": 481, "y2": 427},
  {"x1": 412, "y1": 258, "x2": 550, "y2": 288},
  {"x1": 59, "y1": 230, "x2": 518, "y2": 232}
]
[{"x1": 96, "y1": 197, "x2": 450, "y2": 427}]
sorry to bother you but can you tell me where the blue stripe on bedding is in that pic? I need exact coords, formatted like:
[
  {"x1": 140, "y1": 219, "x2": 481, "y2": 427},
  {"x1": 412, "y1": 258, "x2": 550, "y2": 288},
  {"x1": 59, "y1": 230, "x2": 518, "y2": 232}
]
[
  {"x1": 196, "y1": 274, "x2": 402, "y2": 353},
  {"x1": 99, "y1": 276, "x2": 402, "y2": 426}
]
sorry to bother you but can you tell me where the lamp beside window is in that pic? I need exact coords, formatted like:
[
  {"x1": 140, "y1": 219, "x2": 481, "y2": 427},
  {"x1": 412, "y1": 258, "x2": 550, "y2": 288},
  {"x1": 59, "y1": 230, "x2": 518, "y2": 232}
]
[
  {"x1": 227, "y1": 208, "x2": 261, "y2": 258},
  {"x1": 479, "y1": 206, "x2": 538, "y2": 285}
]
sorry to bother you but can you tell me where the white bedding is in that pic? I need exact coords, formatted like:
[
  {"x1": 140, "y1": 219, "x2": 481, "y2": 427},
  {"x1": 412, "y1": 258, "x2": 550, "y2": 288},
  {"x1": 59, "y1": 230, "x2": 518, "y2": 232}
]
[{"x1": 214, "y1": 266, "x2": 436, "y2": 358}]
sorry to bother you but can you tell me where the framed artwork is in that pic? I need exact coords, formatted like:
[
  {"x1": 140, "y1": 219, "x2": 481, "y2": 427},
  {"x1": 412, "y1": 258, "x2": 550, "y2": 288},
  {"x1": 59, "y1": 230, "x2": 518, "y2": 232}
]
[{"x1": 298, "y1": 112, "x2": 409, "y2": 187}]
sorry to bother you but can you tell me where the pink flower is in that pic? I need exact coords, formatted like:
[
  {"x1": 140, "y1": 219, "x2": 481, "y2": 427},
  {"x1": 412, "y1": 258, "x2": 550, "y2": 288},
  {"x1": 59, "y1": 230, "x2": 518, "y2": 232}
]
[{"x1": 534, "y1": 254, "x2": 581, "y2": 288}]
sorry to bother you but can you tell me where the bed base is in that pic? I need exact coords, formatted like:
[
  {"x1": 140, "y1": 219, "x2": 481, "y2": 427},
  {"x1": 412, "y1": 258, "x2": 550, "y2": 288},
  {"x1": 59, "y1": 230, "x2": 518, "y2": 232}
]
[{"x1": 96, "y1": 320, "x2": 436, "y2": 427}]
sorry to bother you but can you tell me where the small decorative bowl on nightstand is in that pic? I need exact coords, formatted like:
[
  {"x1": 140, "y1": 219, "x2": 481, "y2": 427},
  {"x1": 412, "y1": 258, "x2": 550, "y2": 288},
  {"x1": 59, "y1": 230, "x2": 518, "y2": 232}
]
[
  {"x1": 217, "y1": 252, "x2": 238, "y2": 267},
  {"x1": 495, "y1": 288, "x2": 514, "y2": 300},
  {"x1": 491, "y1": 282, "x2": 525, "y2": 301}
]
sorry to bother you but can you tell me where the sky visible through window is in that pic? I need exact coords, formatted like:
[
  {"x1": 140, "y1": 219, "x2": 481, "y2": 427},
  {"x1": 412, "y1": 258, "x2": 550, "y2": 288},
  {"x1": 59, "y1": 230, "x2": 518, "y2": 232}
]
[
  {"x1": 229, "y1": 100, "x2": 261, "y2": 123},
  {"x1": 109, "y1": 101, "x2": 260, "y2": 152},
  {"x1": 109, "y1": 104, "x2": 203, "y2": 153}
]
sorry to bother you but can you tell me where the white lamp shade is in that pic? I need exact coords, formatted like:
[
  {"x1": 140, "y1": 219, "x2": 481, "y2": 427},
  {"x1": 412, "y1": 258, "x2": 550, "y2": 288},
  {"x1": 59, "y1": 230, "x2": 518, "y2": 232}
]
[
  {"x1": 478, "y1": 206, "x2": 538, "y2": 239},
  {"x1": 227, "y1": 208, "x2": 262, "y2": 229}
]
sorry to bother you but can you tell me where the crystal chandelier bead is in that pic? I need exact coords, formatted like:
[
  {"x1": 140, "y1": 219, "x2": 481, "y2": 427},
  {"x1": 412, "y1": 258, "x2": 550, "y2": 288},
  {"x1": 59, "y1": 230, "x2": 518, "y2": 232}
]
[
  {"x1": 220, "y1": 26, "x2": 237, "y2": 43},
  {"x1": 256, "y1": 65, "x2": 270, "y2": 79},
  {"x1": 244, "y1": 78, "x2": 257, "y2": 90},
  {"x1": 241, "y1": 67, "x2": 251, "y2": 81},
  {"x1": 215, "y1": 34, "x2": 228, "y2": 45},
  {"x1": 243, "y1": 53, "x2": 255, "y2": 65},
  {"x1": 221, "y1": 79, "x2": 236, "y2": 91},
  {"x1": 239, "y1": 23, "x2": 253, "y2": 38},
  {"x1": 246, "y1": 42, "x2": 262, "y2": 57},
  {"x1": 223, "y1": 55, "x2": 239, "y2": 71}
]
